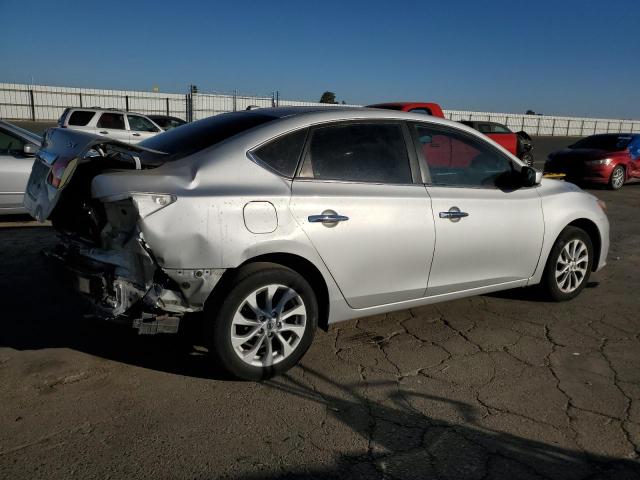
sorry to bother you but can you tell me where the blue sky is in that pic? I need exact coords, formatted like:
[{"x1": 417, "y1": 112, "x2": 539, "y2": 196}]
[{"x1": 1, "y1": 0, "x2": 638, "y2": 118}]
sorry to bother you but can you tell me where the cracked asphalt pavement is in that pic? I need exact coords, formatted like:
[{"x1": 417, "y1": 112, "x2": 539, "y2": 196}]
[{"x1": 1, "y1": 181, "x2": 639, "y2": 479}]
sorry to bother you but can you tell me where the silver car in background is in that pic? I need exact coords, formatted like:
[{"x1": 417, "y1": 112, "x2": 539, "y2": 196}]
[
  {"x1": 0, "y1": 120, "x2": 42, "y2": 214},
  {"x1": 24, "y1": 107, "x2": 609, "y2": 380}
]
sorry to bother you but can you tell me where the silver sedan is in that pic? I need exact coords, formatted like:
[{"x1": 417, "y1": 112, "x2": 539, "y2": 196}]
[
  {"x1": 24, "y1": 107, "x2": 609, "y2": 380},
  {"x1": 0, "y1": 121, "x2": 42, "y2": 214}
]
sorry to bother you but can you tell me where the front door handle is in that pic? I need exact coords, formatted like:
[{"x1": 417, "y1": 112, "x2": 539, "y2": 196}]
[
  {"x1": 439, "y1": 207, "x2": 469, "y2": 222},
  {"x1": 132, "y1": 133, "x2": 141, "y2": 136},
  {"x1": 99, "y1": 131, "x2": 109, "y2": 134}
]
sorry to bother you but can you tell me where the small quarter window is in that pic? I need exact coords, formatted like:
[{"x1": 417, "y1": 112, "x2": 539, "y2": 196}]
[
  {"x1": 68, "y1": 110, "x2": 96, "y2": 126},
  {"x1": 253, "y1": 128, "x2": 308, "y2": 178}
]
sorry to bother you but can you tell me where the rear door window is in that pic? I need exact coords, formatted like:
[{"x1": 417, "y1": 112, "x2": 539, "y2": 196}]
[
  {"x1": 299, "y1": 123, "x2": 412, "y2": 184},
  {"x1": 67, "y1": 110, "x2": 96, "y2": 126},
  {"x1": 96, "y1": 113, "x2": 125, "y2": 130},
  {"x1": 253, "y1": 128, "x2": 308, "y2": 178}
]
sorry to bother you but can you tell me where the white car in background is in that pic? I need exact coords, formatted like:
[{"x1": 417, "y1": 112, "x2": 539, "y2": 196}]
[{"x1": 58, "y1": 108, "x2": 162, "y2": 144}]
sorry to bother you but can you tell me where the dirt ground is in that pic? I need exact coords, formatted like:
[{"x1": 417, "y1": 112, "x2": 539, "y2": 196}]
[{"x1": 1, "y1": 181, "x2": 639, "y2": 479}]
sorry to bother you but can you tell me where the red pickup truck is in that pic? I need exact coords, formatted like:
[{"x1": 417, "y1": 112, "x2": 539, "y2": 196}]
[
  {"x1": 368, "y1": 102, "x2": 533, "y2": 165},
  {"x1": 367, "y1": 102, "x2": 446, "y2": 118}
]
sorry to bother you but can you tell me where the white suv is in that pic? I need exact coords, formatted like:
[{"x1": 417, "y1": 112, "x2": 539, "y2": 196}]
[{"x1": 58, "y1": 108, "x2": 162, "y2": 144}]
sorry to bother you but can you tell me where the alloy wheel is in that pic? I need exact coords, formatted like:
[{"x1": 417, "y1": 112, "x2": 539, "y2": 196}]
[
  {"x1": 230, "y1": 284, "x2": 307, "y2": 367},
  {"x1": 612, "y1": 167, "x2": 624, "y2": 189},
  {"x1": 555, "y1": 239, "x2": 589, "y2": 293}
]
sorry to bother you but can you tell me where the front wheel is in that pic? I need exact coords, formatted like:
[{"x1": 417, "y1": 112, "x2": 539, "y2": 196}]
[
  {"x1": 609, "y1": 165, "x2": 625, "y2": 190},
  {"x1": 206, "y1": 263, "x2": 317, "y2": 380},
  {"x1": 541, "y1": 226, "x2": 593, "y2": 301}
]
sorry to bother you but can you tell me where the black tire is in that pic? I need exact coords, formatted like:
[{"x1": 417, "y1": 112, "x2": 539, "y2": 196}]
[
  {"x1": 206, "y1": 263, "x2": 317, "y2": 381},
  {"x1": 541, "y1": 226, "x2": 593, "y2": 301},
  {"x1": 608, "y1": 165, "x2": 625, "y2": 190}
]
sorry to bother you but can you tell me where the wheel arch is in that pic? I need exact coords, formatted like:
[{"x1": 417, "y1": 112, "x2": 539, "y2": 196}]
[
  {"x1": 566, "y1": 218, "x2": 602, "y2": 271},
  {"x1": 206, "y1": 252, "x2": 331, "y2": 331}
]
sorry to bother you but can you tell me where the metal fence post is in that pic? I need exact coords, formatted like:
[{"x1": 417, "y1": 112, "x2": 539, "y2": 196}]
[
  {"x1": 125, "y1": 95, "x2": 129, "y2": 112},
  {"x1": 521, "y1": 115, "x2": 525, "y2": 131},
  {"x1": 233, "y1": 90, "x2": 237, "y2": 112},
  {"x1": 29, "y1": 89, "x2": 36, "y2": 121},
  {"x1": 566, "y1": 120, "x2": 570, "y2": 136},
  {"x1": 186, "y1": 93, "x2": 193, "y2": 122},
  {"x1": 79, "y1": 92, "x2": 83, "y2": 107},
  {"x1": 537, "y1": 116, "x2": 541, "y2": 135},
  {"x1": 606, "y1": 121, "x2": 610, "y2": 133},
  {"x1": 580, "y1": 120, "x2": 584, "y2": 137},
  {"x1": 551, "y1": 118, "x2": 556, "y2": 136},
  {"x1": 166, "y1": 97, "x2": 170, "y2": 116},
  {"x1": 276, "y1": 91, "x2": 279, "y2": 107}
]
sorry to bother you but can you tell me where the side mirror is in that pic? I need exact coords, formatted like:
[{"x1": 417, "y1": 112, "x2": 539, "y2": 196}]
[
  {"x1": 23, "y1": 143, "x2": 38, "y2": 156},
  {"x1": 520, "y1": 166, "x2": 542, "y2": 187}
]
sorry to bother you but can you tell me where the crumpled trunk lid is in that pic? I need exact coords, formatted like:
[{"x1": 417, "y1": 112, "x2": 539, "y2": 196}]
[{"x1": 24, "y1": 128, "x2": 166, "y2": 223}]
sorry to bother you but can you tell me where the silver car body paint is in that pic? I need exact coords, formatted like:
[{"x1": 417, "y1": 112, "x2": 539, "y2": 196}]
[
  {"x1": 0, "y1": 121, "x2": 42, "y2": 214},
  {"x1": 30, "y1": 107, "x2": 609, "y2": 325}
]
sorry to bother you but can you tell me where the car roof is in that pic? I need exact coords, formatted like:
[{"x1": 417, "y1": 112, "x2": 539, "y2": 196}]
[
  {"x1": 218, "y1": 106, "x2": 489, "y2": 147},
  {"x1": 67, "y1": 107, "x2": 150, "y2": 115}
]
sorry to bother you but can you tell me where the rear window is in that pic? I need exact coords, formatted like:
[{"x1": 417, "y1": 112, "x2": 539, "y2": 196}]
[
  {"x1": 140, "y1": 112, "x2": 277, "y2": 160},
  {"x1": 571, "y1": 135, "x2": 632, "y2": 151},
  {"x1": 68, "y1": 110, "x2": 96, "y2": 126},
  {"x1": 409, "y1": 108, "x2": 433, "y2": 115}
]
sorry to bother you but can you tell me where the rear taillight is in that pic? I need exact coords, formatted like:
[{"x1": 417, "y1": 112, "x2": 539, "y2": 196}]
[{"x1": 48, "y1": 158, "x2": 78, "y2": 189}]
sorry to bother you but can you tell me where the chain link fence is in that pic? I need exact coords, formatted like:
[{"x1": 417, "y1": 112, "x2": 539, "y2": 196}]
[{"x1": 1, "y1": 82, "x2": 639, "y2": 136}]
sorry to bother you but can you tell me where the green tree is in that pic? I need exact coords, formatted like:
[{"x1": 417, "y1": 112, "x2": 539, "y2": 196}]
[{"x1": 319, "y1": 91, "x2": 337, "y2": 104}]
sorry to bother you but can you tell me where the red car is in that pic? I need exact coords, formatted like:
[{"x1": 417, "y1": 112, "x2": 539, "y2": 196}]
[
  {"x1": 545, "y1": 133, "x2": 640, "y2": 190},
  {"x1": 458, "y1": 120, "x2": 522, "y2": 158},
  {"x1": 368, "y1": 103, "x2": 533, "y2": 164}
]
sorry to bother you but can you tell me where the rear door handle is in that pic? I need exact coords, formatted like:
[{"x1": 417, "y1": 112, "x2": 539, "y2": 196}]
[
  {"x1": 308, "y1": 213, "x2": 349, "y2": 223},
  {"x1": 439, "y1": 207, "x2": 468, "y2": 222},
  {"x1": 132, "y1": 133, "x2": 141, "y2": 136},
  {"x1": 439, "y1": 211, "x2": 468, "y2": 219},
  {"x1": 99, "y1": 131, "x2": 109, "y2": 134}
]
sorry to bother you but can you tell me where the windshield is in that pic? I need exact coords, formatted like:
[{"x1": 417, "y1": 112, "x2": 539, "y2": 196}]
[
  {"x1": 140, "y1": 111, "x2": 278, "y2": 160},
  {"x1": 571, "y1": 135, "x2": 632, "y2": 151}
]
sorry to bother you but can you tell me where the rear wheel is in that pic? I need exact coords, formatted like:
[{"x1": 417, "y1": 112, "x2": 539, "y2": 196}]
[
  {"x1": 609, "y1": 165, "x2": 625, "y2": 190},
  {"x1": 541, "y1": 226, "x2": 593, "y2": 301},
  {"x1": 206, "y1": 264, "x2": 317, "y2": 380}
]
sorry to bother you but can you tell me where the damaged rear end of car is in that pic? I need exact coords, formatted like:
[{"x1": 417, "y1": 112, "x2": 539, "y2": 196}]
[{"x1": 24, "y1": 128, "x2": 201, "y2": 334}]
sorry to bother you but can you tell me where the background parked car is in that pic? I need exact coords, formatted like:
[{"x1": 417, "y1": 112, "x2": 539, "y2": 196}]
[
  {"x1": 545, "y1": 133, "x2": 640, "y2": 190},
  {"x1": 0, "y1": 120, "x2": 42, "y2": 214},
  {"x1": 58, "y1": 107, "x2": 162, "y2": 144},
  {"x1": 367, "y1": 102, "x2": 446, "y2": 118},
  {"x1": 147, "y1": 115, "x2": 187, "y2": 131},
  {"x1": 460, "y1": 120, "x2": 534, "y2": 166}
]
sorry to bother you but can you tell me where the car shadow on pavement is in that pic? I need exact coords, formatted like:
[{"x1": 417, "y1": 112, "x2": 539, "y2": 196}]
[{"x1": 250, "y1": 366, "x2": 639, "y2": 479}]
